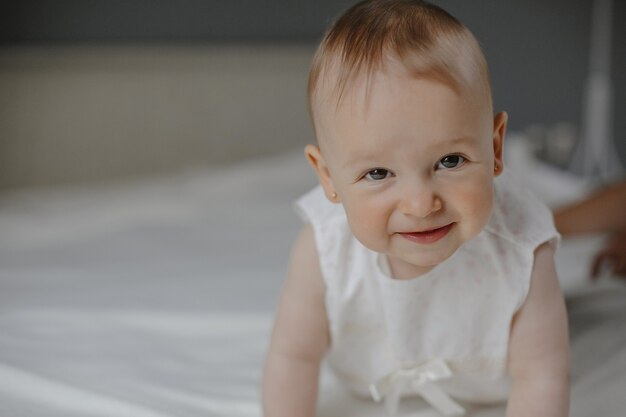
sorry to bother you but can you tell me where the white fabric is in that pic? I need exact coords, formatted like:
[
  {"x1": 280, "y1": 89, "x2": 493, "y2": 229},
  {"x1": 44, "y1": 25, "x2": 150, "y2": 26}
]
[
  {"x1": 370, "y1": 358, "x2": 465, "y2": 416},
  {"x1": 0, "y1": 140, "x2": 625, "y2": 417},
  {"x1": 295, "y1": 170, "x2": 560, "y2": 414}
]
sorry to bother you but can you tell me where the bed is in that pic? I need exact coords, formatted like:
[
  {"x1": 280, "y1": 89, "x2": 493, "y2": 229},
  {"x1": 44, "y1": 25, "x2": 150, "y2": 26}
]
[{"x1": 0, "y1": 137, "x2": 625, "y2": 416}]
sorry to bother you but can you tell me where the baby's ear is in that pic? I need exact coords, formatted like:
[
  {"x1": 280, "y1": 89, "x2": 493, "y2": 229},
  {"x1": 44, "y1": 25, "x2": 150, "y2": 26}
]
[
  {"x1": 492, "y1": 111, "x2": 508, "y2": 176},
  {"x1": 304, "y1": 144, "x2": 340, "y2": 202}
]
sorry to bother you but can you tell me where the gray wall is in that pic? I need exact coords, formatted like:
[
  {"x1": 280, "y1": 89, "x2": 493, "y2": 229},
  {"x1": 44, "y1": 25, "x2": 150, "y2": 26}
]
[{"x1": 2, "y1": 0, "x2": 623, "y2": 131}]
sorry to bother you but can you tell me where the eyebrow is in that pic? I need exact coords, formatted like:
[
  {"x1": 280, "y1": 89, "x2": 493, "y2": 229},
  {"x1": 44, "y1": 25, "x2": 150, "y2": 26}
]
[
  {"x1": 428, "y1": 136, "x2": 479, "y2": 148},
  {"x1": 343, "y1": 136, "x2": 478, "y2": 168},
  {"x1": 445, "y1": 136, "x2": 476, "y2": 145}
]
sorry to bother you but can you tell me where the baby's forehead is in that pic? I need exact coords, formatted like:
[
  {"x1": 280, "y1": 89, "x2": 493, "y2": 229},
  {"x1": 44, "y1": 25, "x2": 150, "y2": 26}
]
[{"x1": 312, "y1": 62, "x2": 488, "y2": 132}]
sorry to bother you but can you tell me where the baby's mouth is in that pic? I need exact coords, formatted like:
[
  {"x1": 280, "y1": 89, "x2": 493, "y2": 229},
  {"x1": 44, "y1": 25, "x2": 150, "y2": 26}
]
[{"x1": 398, "y1": 223, "x2": 454, "y2": 245}]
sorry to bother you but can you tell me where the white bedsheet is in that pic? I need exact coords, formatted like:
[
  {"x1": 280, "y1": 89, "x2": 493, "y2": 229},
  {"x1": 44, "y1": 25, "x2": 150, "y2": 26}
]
[{"x1": 0, "y1": 139, "x2": 625, "y2": 416}]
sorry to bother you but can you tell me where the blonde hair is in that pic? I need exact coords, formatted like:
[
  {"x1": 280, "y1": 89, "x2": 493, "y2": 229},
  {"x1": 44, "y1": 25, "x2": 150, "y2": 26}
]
[{"x1": 308, "y1": 0, "x2": 492, "y2": 124}]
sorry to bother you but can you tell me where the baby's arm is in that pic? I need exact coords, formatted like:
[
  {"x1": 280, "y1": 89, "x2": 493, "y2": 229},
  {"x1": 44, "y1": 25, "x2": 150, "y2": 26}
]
[
  {"x1": 506, "y1": 242, "x2": 570, "y2": 417},
  {"x1": 262, "y1": 224, "x2": 329, "y2": 417}
]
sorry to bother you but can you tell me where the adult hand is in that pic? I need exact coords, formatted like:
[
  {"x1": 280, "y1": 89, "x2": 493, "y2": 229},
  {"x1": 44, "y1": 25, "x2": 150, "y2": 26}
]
[{"x1": 591, "y1": 230, "x2": 626, "y2": 279}]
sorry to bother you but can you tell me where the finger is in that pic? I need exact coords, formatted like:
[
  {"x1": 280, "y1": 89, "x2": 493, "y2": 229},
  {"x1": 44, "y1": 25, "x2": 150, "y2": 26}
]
[
  {"x1": 614, "y1": 256, "x2": 626, "y2": 277},
  {"x1": 591, "y1": 251, "x2": 613, "y2": 279}
]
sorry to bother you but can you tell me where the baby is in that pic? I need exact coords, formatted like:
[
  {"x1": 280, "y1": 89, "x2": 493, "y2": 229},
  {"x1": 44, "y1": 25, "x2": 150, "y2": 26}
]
[{"x1": 263, "y1": 1, "x2": 570, "y2": 416}]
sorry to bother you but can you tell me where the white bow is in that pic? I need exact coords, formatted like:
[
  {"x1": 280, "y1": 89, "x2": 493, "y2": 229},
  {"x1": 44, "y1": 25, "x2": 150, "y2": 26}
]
[{"x1": 369, "y1": 358, "x2": 466, "y2": 416}]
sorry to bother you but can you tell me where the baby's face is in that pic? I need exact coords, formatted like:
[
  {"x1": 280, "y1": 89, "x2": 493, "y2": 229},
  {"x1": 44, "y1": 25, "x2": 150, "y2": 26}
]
[{"x1": 309, "y1": 65, "x2": 505, "y2": 279}]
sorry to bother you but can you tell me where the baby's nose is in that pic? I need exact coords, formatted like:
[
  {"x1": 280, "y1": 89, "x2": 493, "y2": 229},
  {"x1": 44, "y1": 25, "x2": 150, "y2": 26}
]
[{"x1": 397, "y1": 184, "x2": 443, "y2": 218}]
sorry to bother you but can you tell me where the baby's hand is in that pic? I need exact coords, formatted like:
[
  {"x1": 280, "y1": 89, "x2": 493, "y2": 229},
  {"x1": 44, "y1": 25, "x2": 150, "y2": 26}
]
[{"x1": 591, "y1": 229, "x2": 626, "y2": 278}]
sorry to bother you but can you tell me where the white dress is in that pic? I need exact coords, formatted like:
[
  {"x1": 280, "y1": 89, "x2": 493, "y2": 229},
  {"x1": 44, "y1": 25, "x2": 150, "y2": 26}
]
[{"x1": 294, "y1": 171, "x2": 560, "y2": 416}]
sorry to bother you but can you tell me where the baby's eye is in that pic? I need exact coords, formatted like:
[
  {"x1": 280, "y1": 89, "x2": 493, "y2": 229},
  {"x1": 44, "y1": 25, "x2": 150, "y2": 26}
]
[
  {"x1": 437, "y1": 155, "x2": 466, "y2": 169},
  {"x1": 364, "y1": 168, "x2": 391, "y2": 181}
]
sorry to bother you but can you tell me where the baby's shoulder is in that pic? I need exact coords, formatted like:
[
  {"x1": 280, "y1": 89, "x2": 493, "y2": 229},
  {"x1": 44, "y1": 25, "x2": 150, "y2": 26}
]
[
  {"x1": 484, "y1": 171, "x2": 559, "y2": 250},
  {"x1": 294, "y1": 185, "x2": 358, "y2": 280}
]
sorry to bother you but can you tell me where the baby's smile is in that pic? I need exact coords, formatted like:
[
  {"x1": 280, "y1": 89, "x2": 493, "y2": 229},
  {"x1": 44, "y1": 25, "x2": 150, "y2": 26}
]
[{"x1": 397, "y1": 223, "x2": 455, "y2": 245}]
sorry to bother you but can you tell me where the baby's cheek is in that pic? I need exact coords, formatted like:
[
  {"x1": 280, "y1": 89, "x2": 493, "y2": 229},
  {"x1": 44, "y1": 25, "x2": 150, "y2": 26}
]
[
  {"x1": 456, "y1": 182, "x2": 494, "y2": 230},
  {"x1": 345, "y1": 203, "x2": 388, "y2": 250}
]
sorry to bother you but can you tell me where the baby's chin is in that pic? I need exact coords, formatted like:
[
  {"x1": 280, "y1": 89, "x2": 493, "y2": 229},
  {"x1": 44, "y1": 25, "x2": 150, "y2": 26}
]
[
  {"x1": 384, "y1": 239, "x2": 460, "y2": 279},
  {"x1": 384, "y1": 250, "x2": 453, "y2": 279},
  {"x1": 387, "y1": 226, "x2": 483, "y2": 277}
]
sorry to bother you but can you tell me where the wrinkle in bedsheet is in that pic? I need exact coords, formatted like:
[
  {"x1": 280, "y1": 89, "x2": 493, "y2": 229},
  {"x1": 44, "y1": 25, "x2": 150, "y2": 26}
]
[
  {"x1": 0, "y1": 309, "x2": 271, "y2": 417},
  {"x1": 0, "y1": 363, "x2": 174, "y2": 417}
]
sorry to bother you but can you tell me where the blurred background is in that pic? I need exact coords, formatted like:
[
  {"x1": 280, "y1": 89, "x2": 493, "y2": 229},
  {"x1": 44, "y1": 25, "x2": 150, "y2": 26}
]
[{"x1": 0, "y1": 0, "x2": 624, "y2": 190}]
